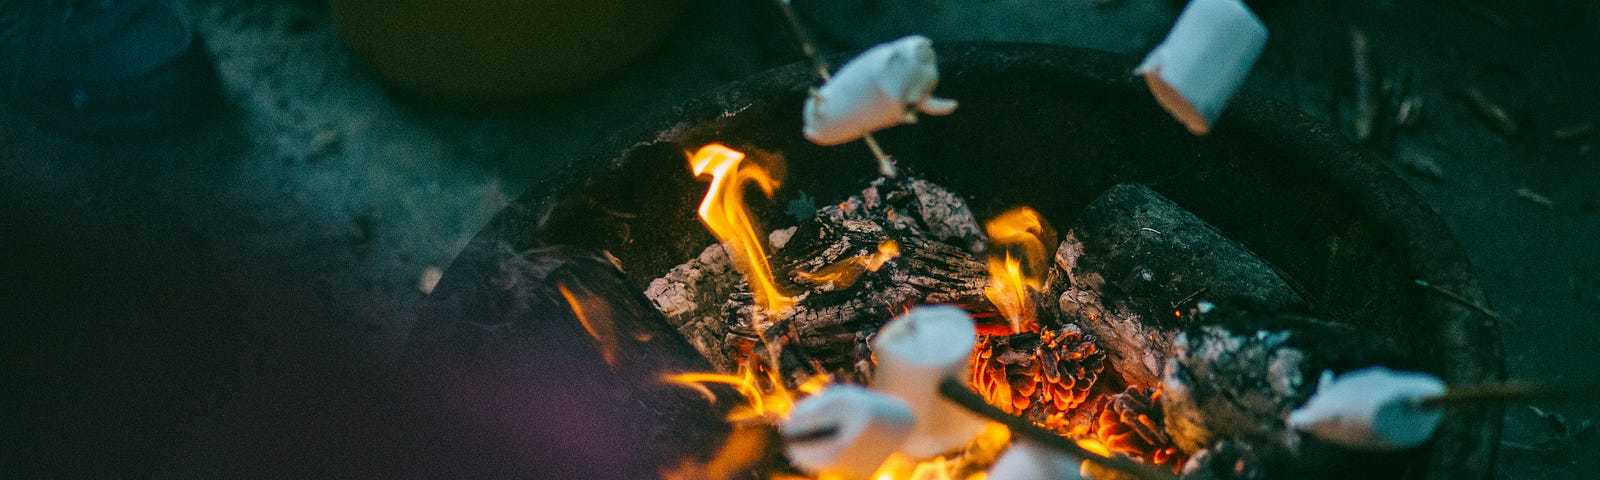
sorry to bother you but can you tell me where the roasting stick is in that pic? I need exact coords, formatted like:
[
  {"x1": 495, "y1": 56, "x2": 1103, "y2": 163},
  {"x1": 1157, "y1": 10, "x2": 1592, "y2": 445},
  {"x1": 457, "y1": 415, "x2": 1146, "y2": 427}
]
[
  {"x1": 939, "y1": 377, "x2": 1181, "y2": 480},
  {"x1": 1290, "y1": 367, "x2": 1594, "y2": 451},
  {"x1": 1413, "y1": 279, "x2": 1518, "y2": 327},
  {"x1": 770, "y1": 0, "x2": 898, "y2": 178},
  {"x1": 1418, "y1": 380, "x2": 1593, "y2": 409}
]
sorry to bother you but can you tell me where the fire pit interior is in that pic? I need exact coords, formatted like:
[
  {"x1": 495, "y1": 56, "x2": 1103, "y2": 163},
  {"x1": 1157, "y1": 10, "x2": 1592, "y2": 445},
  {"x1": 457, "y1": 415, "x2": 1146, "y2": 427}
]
[{"x1": 412, "y1": 44, "x2": 1502, "y2": 480}]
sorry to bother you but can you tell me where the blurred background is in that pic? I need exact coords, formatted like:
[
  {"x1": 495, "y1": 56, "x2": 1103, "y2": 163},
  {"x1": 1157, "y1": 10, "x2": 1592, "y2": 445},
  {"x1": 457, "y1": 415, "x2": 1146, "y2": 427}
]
[{"x1": 2, "y1": 0, "x2": 1595, "y2": 478}]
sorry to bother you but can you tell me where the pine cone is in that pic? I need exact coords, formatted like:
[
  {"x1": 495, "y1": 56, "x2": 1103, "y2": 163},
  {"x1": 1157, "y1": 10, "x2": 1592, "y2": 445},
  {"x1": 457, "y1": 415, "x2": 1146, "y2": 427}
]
[
  {"x1": 969, "y1": 325, "x2": 1106, "y2": 422},
  {"x1": 1035, "y1": 325, "x2": 1105, "y2": 412},
  {"x1": 1095, "y1": 386, "x2": 1184, "y2": 469},
  {"x1": 970, "y1": 332, "x2": 1041, "y2": 414}
]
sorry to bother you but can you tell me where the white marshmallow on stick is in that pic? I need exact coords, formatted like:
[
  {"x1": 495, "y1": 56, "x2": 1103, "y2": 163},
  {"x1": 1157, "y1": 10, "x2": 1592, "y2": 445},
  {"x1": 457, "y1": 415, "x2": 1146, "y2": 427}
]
[
  {"x1": 986, "y1": 439, "x2": 1086, "y2": 480},
  {"x1": 803, "y1": 35, "x2": 958, "y2": 146},
  {"x1": 870, "y1": 305, "x2": 989, "y2": 458},
  {"x1": 782, "y1": 385, "x2": 915, "y2": 479},
  {"x1": 1137, "y1": 0, "x2": 1268, "y2": 135},
  {"x1": 1286, "y1": 367, "x2": 1447, "y2": 450}
]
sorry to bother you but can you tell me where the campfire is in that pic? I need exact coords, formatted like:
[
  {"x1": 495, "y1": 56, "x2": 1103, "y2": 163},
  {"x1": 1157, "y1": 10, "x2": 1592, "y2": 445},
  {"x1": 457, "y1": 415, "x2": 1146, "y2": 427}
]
[
  {"x1": 646, "y1": 132, "x2": 1387, "y2": 480},
  {"x1": 609, "y1": 11, "x2": 1507, "y2": 475},
  {"x1": 414, "y1": 29, "x2": 1507, "y2": 480}
]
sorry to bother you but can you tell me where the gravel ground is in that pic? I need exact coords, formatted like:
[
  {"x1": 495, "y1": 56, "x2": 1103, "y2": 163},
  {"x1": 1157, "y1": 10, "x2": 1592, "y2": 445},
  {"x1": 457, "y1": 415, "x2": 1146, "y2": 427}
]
[{"x1": 3, "y1": 0, "x2": 1595, "y2": 478}]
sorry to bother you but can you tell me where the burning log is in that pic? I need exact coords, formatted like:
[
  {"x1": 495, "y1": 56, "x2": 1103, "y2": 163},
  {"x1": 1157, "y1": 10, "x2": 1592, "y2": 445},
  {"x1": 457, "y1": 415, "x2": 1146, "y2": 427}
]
[
  {"x1": 1052, "y1": 183, "x2": 1306, "y2": 388},
  {"x1": 1158, "y1": 301, "x2": 1406, "y2": 476},
  {"x1": 648, "y1": 177, "x2": 993, "y2": 375}
]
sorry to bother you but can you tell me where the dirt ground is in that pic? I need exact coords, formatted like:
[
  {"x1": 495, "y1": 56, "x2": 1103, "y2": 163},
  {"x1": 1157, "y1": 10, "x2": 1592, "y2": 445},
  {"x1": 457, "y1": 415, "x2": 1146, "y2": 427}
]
[{"x1": 3, "y1": 0, "x2": 1595, "y2": 478}]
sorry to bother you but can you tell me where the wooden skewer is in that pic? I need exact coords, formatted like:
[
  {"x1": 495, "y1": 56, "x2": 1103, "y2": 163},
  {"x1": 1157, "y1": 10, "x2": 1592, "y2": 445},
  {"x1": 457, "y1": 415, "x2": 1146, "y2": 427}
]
[
  {"x1": 938, "y1": 377, "x2": 1180, "y2": 480},
  {"x1": 769, "y1": 0, "x2": 898, "y2": 178},
  {"x1": 1418, "y1": 380, "x2": 1593, "y2": 409},
  {"x1": 1413, "y1": 279, "x2": 1518, "y2": 327}
]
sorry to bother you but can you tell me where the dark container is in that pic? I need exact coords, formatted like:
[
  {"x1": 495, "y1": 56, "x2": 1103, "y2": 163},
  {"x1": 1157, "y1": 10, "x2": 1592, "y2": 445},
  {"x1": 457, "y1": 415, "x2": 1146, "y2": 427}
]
[{"x1": 415, "y1": 43, "x2": 1503, "y2": 479}]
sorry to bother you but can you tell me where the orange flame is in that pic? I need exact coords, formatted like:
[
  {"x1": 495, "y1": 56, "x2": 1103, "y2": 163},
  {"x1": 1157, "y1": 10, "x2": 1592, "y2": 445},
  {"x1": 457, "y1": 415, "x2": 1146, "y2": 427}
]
[
  {"x1": 664, "y1": 362, "x2": 830, "y2": 423},
  {"x1": 662, "y1": 363, "x2": 828, "y2": 480},
  {"x1": 691, "y1": 143, "x2": 795, "y2": 318},
  {"x1": 666, "y1": 362, "x2": 1006, "y2": 480},
  {"x1": 557, "y1": 283, "x2": 621, "y2": 368},
  {"x1": 983, "y1": 207, "x2": 1056, "y2": 333}
]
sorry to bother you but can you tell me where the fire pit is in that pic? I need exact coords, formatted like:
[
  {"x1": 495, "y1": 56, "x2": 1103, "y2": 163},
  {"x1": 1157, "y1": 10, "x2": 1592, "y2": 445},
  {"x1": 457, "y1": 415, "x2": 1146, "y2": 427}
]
[{"x1": 411, "y1": 43, "x2": 1502, "y2": 479}]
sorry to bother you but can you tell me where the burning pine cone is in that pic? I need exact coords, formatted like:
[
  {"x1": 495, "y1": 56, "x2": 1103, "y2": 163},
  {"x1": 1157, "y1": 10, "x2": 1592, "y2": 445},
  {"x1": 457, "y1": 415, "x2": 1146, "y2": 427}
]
[
  {"x1": 1095, "y1": 386, "x2": 1184, "y2": 470},
  {"x1": 970, "y1": 332, "x2": 1040, "y2": 414},
  {"x1": 970, "y1": 325, "x2": 1106, "y2": 428},
  {"x1": 1035, "y1": 326, "x2": 1104, "y2": 412}
]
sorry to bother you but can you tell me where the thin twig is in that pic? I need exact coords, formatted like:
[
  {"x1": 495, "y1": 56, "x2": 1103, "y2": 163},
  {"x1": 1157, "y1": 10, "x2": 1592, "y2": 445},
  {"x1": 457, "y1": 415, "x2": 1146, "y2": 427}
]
[
  {"x1": 939, "y1": 378, "x2": 1180, "y2": 480},
  {"x1": 1170, "y1": 286, "x2": 1210, "y2": 310},
  {"x1": 1413, "y1": 279, "x2": 1517, "y2": 327},
  {"x1": 769, "y1": 0, "x2": 898, "y2": 177},
  {"x1": 1419, "y1": 381, "x2": 1593, "y2": 409}
]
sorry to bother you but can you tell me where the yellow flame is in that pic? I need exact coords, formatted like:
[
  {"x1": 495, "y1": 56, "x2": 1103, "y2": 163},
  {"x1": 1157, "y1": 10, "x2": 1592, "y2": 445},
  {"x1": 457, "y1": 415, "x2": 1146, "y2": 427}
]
[
  {"x1": 794, "y1": 239, "x2": 901, "y2": 289},
  {"x1": 1076, "y1": 438, "x2": 1112, "y2": 457},
  {"x1": 983, "y1": 207, "x2": 1055, "y2": 333},
  {"x1": 664, "y1": 361, "x2": 830, "y2": 423},
  {"x1": 666, "y1": 363, "x2": 1006, "y2": 480},
  {"x1": 691, "y1": 143, "x2": 794, "y2": 317}
]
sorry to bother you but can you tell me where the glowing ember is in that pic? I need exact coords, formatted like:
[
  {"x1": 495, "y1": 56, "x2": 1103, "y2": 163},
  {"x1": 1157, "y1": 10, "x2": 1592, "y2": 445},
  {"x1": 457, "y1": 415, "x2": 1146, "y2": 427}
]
[
  {"x1": 1095, "y1": 386, "x2": 1183, "y2": 470},
  {"x1": 690, "y1": 143, "x2": 795, "y2": 318},
  {"x1": 982, "y1": 207, "x2": 1056, "y2": 333}
]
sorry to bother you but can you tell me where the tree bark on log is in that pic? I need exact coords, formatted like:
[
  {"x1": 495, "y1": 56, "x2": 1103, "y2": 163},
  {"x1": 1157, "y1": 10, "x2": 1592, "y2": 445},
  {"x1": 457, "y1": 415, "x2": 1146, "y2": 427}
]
[{"x1": 1050, "y1": 183, "x2": 1307, "y2": 387}]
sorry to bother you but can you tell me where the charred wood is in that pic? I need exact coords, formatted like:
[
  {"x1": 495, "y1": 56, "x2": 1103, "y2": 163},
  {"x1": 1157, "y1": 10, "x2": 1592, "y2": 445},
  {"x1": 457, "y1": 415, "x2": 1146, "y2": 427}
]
[
  {"x1": 1050, "y1": 183, "x2": 1307, "y2": 387},
  {"x1": 647, "y1": 177, "x2": 993, "y2": 376},
  {"x1": 1159, "y1": 301, "x2": 1408, "y2": 477}
]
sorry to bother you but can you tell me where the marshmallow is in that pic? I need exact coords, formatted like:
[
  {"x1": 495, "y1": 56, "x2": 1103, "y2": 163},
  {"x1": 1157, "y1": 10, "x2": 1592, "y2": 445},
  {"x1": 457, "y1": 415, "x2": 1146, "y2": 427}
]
[
  {"x1": 1137, "y1": 0, "x2": 1268, "y2": 135},
  {"x1": 783, "y1": 385, "x2": 916, "y2": 479},
  {"x1": 871, "y1": 305, "x2": 989, "y2": 458},
  {"x1": 1287, "y1": 367, "x2": 1447, "y2": 450},
  {"x1": 804, "y1": 35, "x2": 958, "y2": 146}
]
